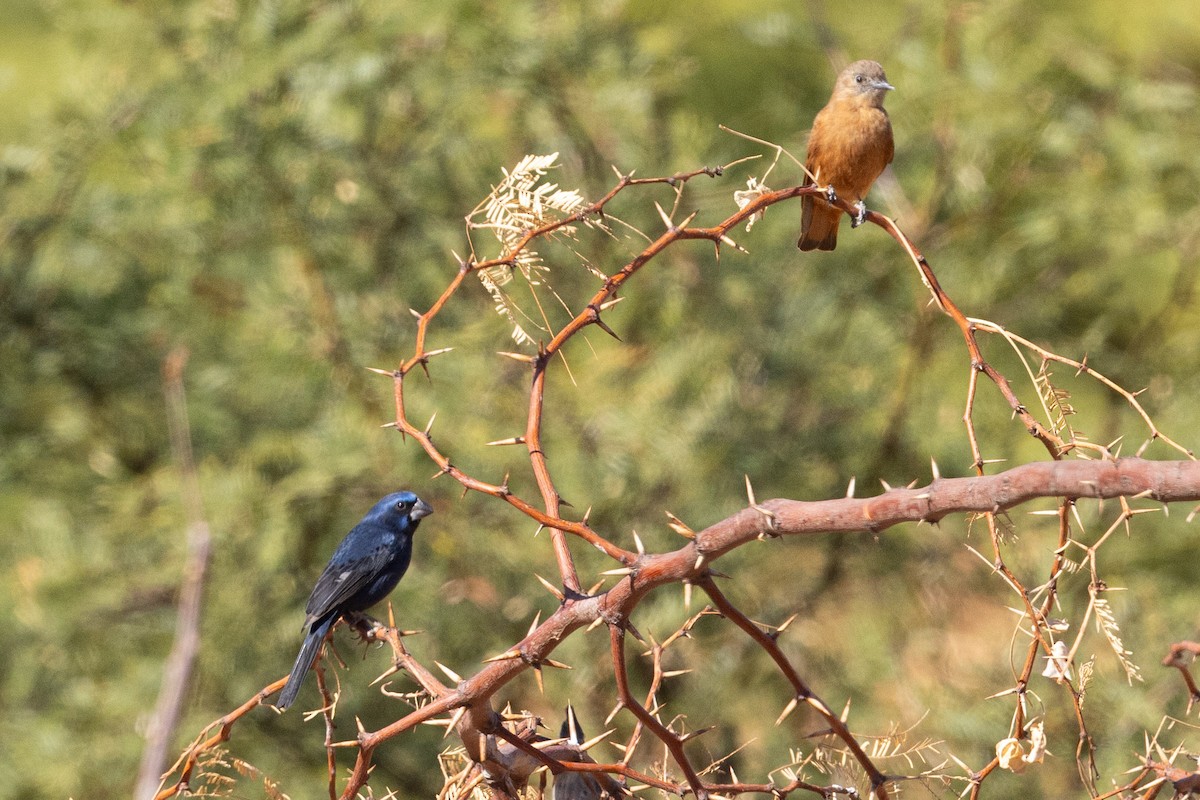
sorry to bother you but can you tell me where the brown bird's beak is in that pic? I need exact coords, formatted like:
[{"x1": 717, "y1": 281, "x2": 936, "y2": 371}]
[
  {"x1": 876, "y1": 79, "x2": 896, "y2": 92},
  {"x1": 411, "y1": 498, "x2": 434, "y2": 520}
]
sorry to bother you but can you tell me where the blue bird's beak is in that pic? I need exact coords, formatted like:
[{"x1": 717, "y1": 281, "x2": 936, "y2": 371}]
[{"x1": 411, "y1": 498, "x2": 434, "y2": 520}]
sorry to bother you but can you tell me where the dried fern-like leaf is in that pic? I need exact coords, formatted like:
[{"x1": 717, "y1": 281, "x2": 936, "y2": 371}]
[
  {"x1": 1093, "y1": 596, "x2": 1143, "y2": 684},
  {"x1": 1035, "y1": 361, "x2": 1084, "y2": 445},
  {"x1": 468, "y1": 153, "x2": 592, "y2": 345},
  {"x1": 1036, "y1": 362, "x2": 1075, "y2": 434},
  {"x1": 1078, "y1": 656, "x2": 1096, "y2": 702},
  {"x1": 189, "y1": 748, "x2": 288, "y2": 800},
  {"x1": 1058, "y1": 556, "x2": 1082, "y2": 574}
]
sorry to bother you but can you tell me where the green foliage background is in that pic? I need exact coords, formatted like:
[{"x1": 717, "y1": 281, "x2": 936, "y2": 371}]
[{"x1": 2, "y1": 1, "x2": 1199, "y2": 798}]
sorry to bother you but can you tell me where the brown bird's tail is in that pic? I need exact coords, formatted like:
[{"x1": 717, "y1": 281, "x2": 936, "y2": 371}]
[{"x1": 797, "y1": 196, "x2": 840, "y2": 251}]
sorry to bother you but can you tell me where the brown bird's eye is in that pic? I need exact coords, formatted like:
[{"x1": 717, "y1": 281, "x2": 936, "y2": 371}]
[{"x1": 855, "y1": 74, "x2": 864, "y2": 84}]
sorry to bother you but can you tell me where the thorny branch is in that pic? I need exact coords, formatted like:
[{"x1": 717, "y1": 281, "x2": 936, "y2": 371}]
[
  {"x1": 158, "y1": 155, "x2": 1200, "y2": 800},
  {"x1": 1163, "y1": 642, "x2": 1200, "y2": 710}
]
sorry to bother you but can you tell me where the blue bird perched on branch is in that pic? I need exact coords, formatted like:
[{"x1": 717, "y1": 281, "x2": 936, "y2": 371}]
[{"x1": 275, "y1": 491, "x2": 433, "y2": 710}]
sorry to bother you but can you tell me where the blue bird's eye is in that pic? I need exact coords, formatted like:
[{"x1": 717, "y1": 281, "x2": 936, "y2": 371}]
[{"x1": 395, "y1": 500, "x2": 411, "y2": 511}]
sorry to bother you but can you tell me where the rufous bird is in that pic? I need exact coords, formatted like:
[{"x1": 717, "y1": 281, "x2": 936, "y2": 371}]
[{"x1": 797, "y1": 60, "x2": 895, "y2": 251}]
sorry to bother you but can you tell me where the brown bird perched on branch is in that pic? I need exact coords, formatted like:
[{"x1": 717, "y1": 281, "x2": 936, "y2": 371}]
[{"x1": 797, "y1": 60, "x2": 895, "y2": 251}]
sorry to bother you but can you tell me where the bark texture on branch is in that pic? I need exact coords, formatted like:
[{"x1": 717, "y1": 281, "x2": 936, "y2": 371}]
[{"x1": 700, "y1": 457, "x2": 1200, "y2": 561}]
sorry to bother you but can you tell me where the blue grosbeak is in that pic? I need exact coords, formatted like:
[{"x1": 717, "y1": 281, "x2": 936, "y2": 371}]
[{"x1": 276, "y1": 491, "x2": 432, "y2": 710}]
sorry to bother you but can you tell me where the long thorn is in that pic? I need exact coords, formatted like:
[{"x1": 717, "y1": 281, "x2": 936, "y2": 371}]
[
  {"x1": 443, "y1": 706, "x2": 468, "y2": 740},
  {"x1": 435, "y1": 661, "x2": 462, "y2": 683},
  {"x1": 534, "y1": 573, "x2": 566, "y2": 602},
  {"x1": 593, "y1": 317, "x2": 622, "y2": 341},
  {"x1": 370, "y1": 664, "x2": 401, "y2": 686},
  {"x1": 665, "y1": 510, "x2": 695, "y2": 538},
  {"x1": 744, "y1": 474, "x2": 757, "y2": 507},
  {"x1": 654, "y1": 201, "x2": 673, "y2": 229},
  {"x1": 486, "y1": 436, "x2": 526, "y2": 446},
  {"x1": 775, "y1": 696, "x2": 800, "y2": 726}
]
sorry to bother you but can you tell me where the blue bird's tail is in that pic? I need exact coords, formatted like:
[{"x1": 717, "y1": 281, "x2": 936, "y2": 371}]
[{"x1": 276, "y1": 614, "x2": 336, "y2": 710}]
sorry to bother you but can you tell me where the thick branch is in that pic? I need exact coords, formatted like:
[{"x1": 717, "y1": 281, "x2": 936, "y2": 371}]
[{"x1": 696, "y1": 458, "x2": 1200, "y2": 561}]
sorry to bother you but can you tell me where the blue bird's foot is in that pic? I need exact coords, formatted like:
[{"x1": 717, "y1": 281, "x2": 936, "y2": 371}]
[
  {"x1": 345, "y1": 611, "x2": 381, "y2": 640},
  {"x1": 850, "y1": 200, "x2": 868, "y2": 228}
]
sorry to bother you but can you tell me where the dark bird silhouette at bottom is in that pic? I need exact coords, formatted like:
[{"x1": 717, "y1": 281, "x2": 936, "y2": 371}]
[
  {"x1": 553, "y1": 705, "x2": 628, "y2": 800},
  {"x1": 275, "y1": 491, "x2": 432, "y2": 710}
]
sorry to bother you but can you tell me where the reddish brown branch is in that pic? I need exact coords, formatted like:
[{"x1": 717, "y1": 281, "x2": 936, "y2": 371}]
[
  {"x1": 871, "y1": 216, "x2": 1067, "y2": 463},
  {"x1": 700, "y1": 579, "x2": 890, "y2": 799},
  {"x1": 1162, "y1": 641, "x2": 1200, "y2": 707},
  {"x1": 390, "y1": 369, "x2": 636, "y2": 565},
  {"x1": 385, "y1": 175, "x2": 825, "y2": 589},
  {"x1": 1142, "y1": 759, "x2": 1200, "y2": 796},
  {"x1": 353, "y1": 612, "x2": 451, "y2": 699},
  {"x1": 154, "y1": 678, "x2": 287, "y2": 799},
  {"x1": 706, "y1": 779, "x2": 857, "y2": 798},
  {"x1": 527, "y1": 359, "x2": 581, "y2": 592},
  {"x1": 161, "y1": 456, "x2": 1200, "y2": 799},
  {"x1": 609, "y1": 624, "x2": 697, "y2": 796},
  {"x1": 1093, "y1": 768, "x2": 1156, "y2": 799},
  {"x1": 315, "y1": 664, "x2": 337, "y2": 800},
  {"x1": 555, "y1": 760, "x2": 671, "y2": 794},
  {"x1": 340, "y1": 691, "x2": 465, "y2": 800},
  {"x1": 698, "y1": 459, "x2": 1200, "y2": 559}
]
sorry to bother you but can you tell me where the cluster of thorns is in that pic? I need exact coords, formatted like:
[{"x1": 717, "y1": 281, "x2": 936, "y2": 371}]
[{"x1": 157, "y1": 143, "x2": 1200, "y2": 800}]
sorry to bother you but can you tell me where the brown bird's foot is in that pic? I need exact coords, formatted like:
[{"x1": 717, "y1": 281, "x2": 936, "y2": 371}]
[
  {"x1": 824, "y1": 185, "x2": 838, "y2": 205},
  {"x1": 850, "y1": 200, "x2": 868, "y2": 228}
]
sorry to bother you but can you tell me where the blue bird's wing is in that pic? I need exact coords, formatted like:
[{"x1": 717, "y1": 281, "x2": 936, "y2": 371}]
[{"x1": 303, "y1": 526, "x2": 400, "y2": 624}]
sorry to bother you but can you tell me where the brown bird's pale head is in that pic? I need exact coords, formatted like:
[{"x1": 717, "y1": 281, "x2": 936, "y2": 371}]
[{"x1": 832, "y1": 60, "x2": 894, "y2": 108}]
